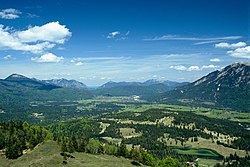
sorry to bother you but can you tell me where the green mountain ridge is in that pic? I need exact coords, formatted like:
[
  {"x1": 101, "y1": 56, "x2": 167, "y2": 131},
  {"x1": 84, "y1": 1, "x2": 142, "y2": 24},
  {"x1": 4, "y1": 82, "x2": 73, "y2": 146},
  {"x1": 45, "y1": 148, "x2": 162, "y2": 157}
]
[
  {"x1": 151, "y1": 62, "x2": 250, "y2": 112},
  {"x1": 0, "y1": 74, "x2": 93, "y2": 110},
  {"x1": 94, "y1": 80, "x2": 189, "y2": 97},
  {"x1": 94, "y1": 83, "x2": 175, "y2": 97}
]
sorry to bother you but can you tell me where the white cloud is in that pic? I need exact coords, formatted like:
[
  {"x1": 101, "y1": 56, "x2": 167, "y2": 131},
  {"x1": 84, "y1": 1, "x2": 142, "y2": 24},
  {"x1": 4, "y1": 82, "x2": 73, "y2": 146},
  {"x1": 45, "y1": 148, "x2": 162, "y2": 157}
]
[
  {"x1": 75, "y1": 62, "x2": 84, "y2": 66},
  {"x1": 210, "y1": 58, "x2": 221, "y2": 62},
  {"x1": 3, "y1": 55, "x2": 13, "y2": 60},
  {"x1": 215, "y1": 42, "x2": 246, "y2": 49},
  {"x1": 187, "y1": 66, "x2": 200, "y2": 71},
  {"x1": 16, "y1": 22, "x2": 71, "y2": 44},
  {"x1": 201, "y1": 65, "x2": 219, "y2": 69},
  {"x1": 106, "y1": 31, "x2": 130, "y2": 40},
  {"x1": 194, "y1": 40, "x2": 224, "y2": 45},
  {"x1": 170, "y1": 65, "x2": 200, "y2": 71},
  {"x1": 31, "y1": 53, "x2": 64, "y2": 63},
  {"x1": 227, "y1": 46, "x2": 250, "y2": 59},
  {"x1": 74, "y1": 56, "x2": 126, "y2": 61},
  {"x1": 170, "y1": 65, "x2": 187, "y2": 71},
  {"x1": 0, "y1": 8, "x2": 21, "y2": 19},
  {"x1": 145, "y1": 35, "x2": 242, "y2": 42},
  {"x1": 0, "y1": 22, "x2": 71, "y2": 54},
  {"x1": 170, "y1": 64, "x2": 219, "y2": 71},
  {"x1": 107, "y1": 31, "x2": 120, "y2": 38}
]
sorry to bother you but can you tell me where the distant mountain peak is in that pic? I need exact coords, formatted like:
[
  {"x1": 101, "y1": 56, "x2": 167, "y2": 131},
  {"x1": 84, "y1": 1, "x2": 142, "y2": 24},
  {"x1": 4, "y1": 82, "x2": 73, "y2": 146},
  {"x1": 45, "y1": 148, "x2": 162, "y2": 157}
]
[
  {"x1": 157, "y1": 62, "x2": 250, "y2": 111},
  {"x1": 5, "y1": 74, "x2": 28, "y2": 80},
  {"x1": 42, "y1": 78, "x2": 87, "y2": 89}
]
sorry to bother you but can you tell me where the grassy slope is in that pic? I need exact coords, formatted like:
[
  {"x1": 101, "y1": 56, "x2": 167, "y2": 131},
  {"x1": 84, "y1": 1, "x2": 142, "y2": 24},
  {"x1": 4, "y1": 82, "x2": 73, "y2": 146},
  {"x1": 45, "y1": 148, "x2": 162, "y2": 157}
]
[{"x1": 0, "y1": 140, "x2": 145, "y2": 167}]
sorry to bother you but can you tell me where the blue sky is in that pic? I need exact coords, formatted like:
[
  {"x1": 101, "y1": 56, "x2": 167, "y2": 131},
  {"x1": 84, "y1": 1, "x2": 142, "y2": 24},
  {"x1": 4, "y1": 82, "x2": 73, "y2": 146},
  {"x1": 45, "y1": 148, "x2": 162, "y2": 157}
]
[{"x1": 0, "y1": 0, "x2": 249, "y2": 86}]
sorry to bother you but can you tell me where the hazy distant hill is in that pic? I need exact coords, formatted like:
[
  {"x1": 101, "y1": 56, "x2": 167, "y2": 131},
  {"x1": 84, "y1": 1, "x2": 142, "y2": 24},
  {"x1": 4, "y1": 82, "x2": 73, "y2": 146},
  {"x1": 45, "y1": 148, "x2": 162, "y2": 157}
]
[
  {"x1": 99, "y1": 79, "x2": 188, "y2": 89},
  {"x1": 42, "y1": 78, "x2": 87, "y2": 89},
  {"x1": 153, "y1": 62, "x2": 250, "y2": 112},
  {"x1": 0, "y1": 74, "x2": 92, "y2": 109},
  {"x1": 95, "y1": 80, "x2": 189, "y2": 97}
]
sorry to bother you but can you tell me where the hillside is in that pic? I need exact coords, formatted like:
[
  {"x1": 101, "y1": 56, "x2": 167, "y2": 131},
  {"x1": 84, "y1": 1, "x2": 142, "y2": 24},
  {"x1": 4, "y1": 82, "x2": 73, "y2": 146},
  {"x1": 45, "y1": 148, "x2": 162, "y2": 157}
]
[
  {"x1": 94, "y1": 84, "x2": 173, "y2": 97},
  {"x1": 99, "y1": 80, "x2": 188, "y2": 89},
  {"x1": 0, "y1": 74, "x2": 93, "y2": 110},
  {"x1": 42, "y1": 78, "x2": 87, "y2": 89},
  {"x1": 153, "y1": 62, "x2": 250, "y2": 112},
  {"x1": 95, "y1": 80, "x2": 188, "y2": 97},
  {"x1": 0, "y1": 140, "x2": 142, "y2": 167}
]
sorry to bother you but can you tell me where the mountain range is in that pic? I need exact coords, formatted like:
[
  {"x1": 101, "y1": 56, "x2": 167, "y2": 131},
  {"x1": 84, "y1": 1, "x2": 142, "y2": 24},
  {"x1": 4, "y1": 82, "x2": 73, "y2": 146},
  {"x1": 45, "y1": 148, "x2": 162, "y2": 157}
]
[
  {"x1": 152, "y1": 62, "x2": 250, "y2": 112},
  {"x1": 99, "y1": 79, "x2": 188, "y2": 89},
  {"x1": 0, "y1": 74, "x2": 92, "y2": 110},
  {"x1": 94, "y1": 80, "x2": 189, "y2": 97},
  {"x1": 41, "y1": 78, "x2": 87, "y2": 89},
  {"x1": 0, "y1": 62, "x2": 249, "y2": 112}
]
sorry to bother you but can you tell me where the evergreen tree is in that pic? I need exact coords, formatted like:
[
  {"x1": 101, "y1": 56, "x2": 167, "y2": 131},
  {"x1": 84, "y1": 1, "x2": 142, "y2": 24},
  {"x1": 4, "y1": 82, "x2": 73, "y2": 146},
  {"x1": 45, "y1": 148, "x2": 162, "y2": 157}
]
[
  {"x1": 71, "y1": 133, "x2": 78, "y2": 150},
  {"x1": 61, "y1": 138, "x2": 67, "y2": 152},
  {"x1": 67, "y1": 140, "x2": 75, "y2": 153},
  {"x1": 130, "y1": 145, "x2": 141, "y2": 162},
  {"x1": 117, "y1": 140, "x2": 128, "y2": 157},
  {"x1": 157, "y1": 157, "x2": 183, "y2": 167},
  {"x1": 78, "y1": 136, "x2": 89, "y2": 152}
]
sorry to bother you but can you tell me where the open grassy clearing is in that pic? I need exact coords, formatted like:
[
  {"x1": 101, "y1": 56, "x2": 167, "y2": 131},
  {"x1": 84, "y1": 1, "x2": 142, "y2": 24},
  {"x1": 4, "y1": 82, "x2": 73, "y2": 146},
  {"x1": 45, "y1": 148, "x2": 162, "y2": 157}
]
[
  {"x1": 194, "y1": 108, "x2": 250, "y2": 124},
  {"x1": 0, "y1": 140, "x2": 146, "y2": 167},
  {"x1": 102, "y1": 137, "x2": 122, "y2": 145},
  {"x1": 115, "y1": 101, "x2": 250, "y2": 124},
  {"x1": 172, "y1": 147, "x2": 222, "y2": 159},
  {"x1": 77, "y1": 97, "x2": 250, "y2": 125},
  {"x1": 119, "y1": 128, "x2": 142, "y2": 139},
  {"x1": 78, "y1": 96, "x2": 139, "y2": 104},
  {"x1": 185, "y1": 137, "x2": 247, "y2": 157},
  {"x1": 160, "y1": 137, "x2": 246, "y2": 158}
]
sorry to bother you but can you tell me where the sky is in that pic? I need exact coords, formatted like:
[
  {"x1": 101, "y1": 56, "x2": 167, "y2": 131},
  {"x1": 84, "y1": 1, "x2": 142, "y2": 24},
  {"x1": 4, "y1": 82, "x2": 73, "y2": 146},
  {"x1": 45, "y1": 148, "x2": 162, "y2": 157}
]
[{"x1": 0, "y1": 0, "x2": 249, "y2": 86}]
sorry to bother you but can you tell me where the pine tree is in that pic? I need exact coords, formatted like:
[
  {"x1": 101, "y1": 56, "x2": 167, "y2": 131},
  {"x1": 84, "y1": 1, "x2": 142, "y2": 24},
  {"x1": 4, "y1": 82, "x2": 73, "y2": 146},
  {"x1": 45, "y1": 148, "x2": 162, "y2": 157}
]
[
  {"x1": 61, "y1": 138, "x2": 67, "y2": 152},
  {"x1": 78, "y1": 136, "x2": 89, "y2": 152},
  {"x1": 117, "y1": 140, "x2": 128, "y2": 157},
  {"x1": 67, "y1": 140, "x2": 75, "y2": 153},
  {"x1": 71, "y1": 133, "x2": 78, "y2": 150}
]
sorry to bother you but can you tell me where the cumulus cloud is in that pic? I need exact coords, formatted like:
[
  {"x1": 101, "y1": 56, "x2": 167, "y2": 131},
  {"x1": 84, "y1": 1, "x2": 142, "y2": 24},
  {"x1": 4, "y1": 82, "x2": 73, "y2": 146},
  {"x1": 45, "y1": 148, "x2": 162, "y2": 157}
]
[
  {"x1": 227, "y1": 46, "x2": 250, "y2": 59},
  {"x1": 210, "y1": 58, "x2": 221, "y2": 62},
  {"x1": 107, "y1": 31, "x2": 120, "y2": 38},
  {"x1": 0, "y1": 8, "x2": 21, "y2": 19},
  {"x1": 0, "y1": 22, "x2": 71, "y2": 54},
  {"x1": 31, "y1": 53, "x2": 64, "y2": 63},
  {"x1": 170, "y1": 64, "x2": 219, "y2": 71},
  {"x1": 215, "y1": 42, "x2": 246, "y2": 49},
  {"x1": 16, "y1": 22, "x2": 71, "y2": 44}
]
